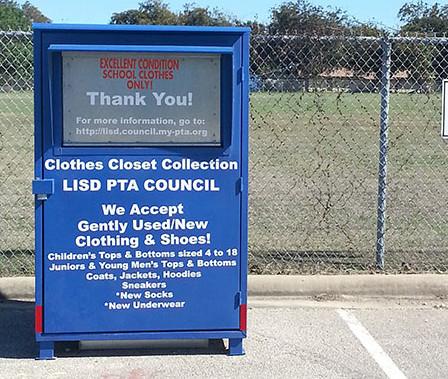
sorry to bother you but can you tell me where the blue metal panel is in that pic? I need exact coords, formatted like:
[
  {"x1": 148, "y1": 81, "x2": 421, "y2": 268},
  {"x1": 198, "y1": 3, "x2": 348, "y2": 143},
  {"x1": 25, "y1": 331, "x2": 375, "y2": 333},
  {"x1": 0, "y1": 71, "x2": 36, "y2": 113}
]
[
  {"x1": 36, "y1": 330, "x2": 245, "y2": 342},
  {"x1": 33, "y1": 23, "x2": 251, "y2": 34},
  {"x1": 42, "y1": 171, "x2": 242, "y2": 333},
  {"x1": 33, "y1": 24, "x2": 249, "y2": 357},
  {"x1": 33, "y1": 27, "x2": 44, "y2": 335},
  {"x1": 240, "y1": 31, "x2": 250, "y2": 310},
  {"x1": 48, "y1": 44, "x2": 234, "y2": 54}
]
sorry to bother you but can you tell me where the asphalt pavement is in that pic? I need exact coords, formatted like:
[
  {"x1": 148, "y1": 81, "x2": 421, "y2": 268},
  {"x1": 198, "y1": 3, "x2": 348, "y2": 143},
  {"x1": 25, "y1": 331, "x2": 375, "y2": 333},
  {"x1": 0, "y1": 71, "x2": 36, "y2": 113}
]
[{"x1": 1, "y1": 296, "x2": 448, "y2": 378}]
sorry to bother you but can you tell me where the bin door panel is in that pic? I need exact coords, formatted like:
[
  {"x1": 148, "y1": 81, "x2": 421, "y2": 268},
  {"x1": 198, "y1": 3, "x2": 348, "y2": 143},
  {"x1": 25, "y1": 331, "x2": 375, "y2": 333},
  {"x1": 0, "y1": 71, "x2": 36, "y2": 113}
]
[{"x1": 42, "y1": 158, "x2": 242, "y2": 334}]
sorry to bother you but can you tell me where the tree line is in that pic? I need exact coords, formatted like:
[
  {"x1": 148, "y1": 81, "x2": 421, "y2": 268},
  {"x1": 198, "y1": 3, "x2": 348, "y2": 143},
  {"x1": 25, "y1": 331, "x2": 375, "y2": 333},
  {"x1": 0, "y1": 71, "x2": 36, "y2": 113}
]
[
  {"x1": 108, "y1": 0, "x2": 448, "y2": 35},
  {"x1": 1, "y1": 0, "x2": 448, "y2": 35},
  {"x1": 1, "y1": 0, "x2": 448, "y2": 90}
]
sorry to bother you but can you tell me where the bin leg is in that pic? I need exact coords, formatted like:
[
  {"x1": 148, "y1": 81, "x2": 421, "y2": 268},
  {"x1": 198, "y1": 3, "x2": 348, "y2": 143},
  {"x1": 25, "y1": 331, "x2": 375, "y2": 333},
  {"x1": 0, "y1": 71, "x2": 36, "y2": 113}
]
[
  {"x1": 228, "y1": 338, "x2": 244, "y2": 356},
  {"x1": 37, "y1": 341, "x2": 55, "y2": 360}
]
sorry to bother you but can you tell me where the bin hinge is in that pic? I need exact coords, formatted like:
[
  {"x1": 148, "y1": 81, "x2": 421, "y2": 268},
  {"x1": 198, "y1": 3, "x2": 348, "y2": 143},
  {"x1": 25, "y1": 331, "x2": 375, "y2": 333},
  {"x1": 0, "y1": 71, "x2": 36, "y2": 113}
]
[
  {"x1": 237, "y1": 67, "x2": 244, "y2": 84},
  {"x1": 32, "y1": 178, "x2": 54, "y2": 201},
  {"x1": 235, "y1": 291, "x2": 243, "y2": 306},
  {"x1": 237, "y1": 177, "x2": 244, "y2": 194}
]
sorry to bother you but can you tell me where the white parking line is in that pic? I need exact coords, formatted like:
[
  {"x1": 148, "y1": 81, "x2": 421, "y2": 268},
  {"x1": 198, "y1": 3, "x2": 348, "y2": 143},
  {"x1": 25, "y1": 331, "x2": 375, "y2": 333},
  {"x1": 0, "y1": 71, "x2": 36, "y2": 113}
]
[{"x1": 337, "y1": 309, "x2": 407, "y2": 379}]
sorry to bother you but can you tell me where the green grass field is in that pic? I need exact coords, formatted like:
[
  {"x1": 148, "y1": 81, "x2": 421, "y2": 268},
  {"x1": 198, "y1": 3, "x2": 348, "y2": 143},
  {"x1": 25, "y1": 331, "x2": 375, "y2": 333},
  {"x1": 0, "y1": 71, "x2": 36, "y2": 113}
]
[
  {"x1": 249, "y1": 91, "x2": 448, "y2": 273},
  {"x1": 1, "y1": 90, "x2": 448, "y2": 275}
]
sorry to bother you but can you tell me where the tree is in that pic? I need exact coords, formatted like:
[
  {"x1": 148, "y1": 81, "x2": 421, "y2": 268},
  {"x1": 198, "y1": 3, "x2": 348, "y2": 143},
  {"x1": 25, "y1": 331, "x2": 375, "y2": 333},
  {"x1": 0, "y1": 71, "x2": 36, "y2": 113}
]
[
  {"x1": 350, "y1": 22, "x2": 384, "y2": 37},
  {"x1": 250, "y1": 1, "x2": 349, "y2": 91},
  {"x1": 0, "y1": 0, "x2": 28, "y2": 29},
  {"x1": 111, "y1": 0, "x2": 178, "y2": 25},
  {"x1": 22, "y1": 1, "x2": 51, "y2": 23},
  {"x1": 178, "y1": 3, "x2": 233, "y2": 26},
  {"x1": 0, "y1": 0, "x2": 50, "y2": 29},
  {"x1": 398, "y1": 1, "x2": 448, "y2": 33},
  {"x1": 238, "y1": 20, "x2": 267, "y2": 35},
  {"x1": 269, "y1": 0, "x2": 349, "y2": 34},
  {"x1": 111, "y1": 0, "x2": 241, "y2": 27},
  {"x1": 0, "y1": 1, "x2": 49, "y2": 89},
  {"x1": 397, "y1": 2, "x2": 448, "y2": 88}
]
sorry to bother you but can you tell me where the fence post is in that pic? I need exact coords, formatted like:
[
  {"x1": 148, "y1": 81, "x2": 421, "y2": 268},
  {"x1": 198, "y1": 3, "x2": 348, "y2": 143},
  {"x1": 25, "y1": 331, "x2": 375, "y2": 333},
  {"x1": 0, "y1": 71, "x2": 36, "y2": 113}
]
[{"x1": 376, "y1": 38, "x2": 392, "y2": 270}]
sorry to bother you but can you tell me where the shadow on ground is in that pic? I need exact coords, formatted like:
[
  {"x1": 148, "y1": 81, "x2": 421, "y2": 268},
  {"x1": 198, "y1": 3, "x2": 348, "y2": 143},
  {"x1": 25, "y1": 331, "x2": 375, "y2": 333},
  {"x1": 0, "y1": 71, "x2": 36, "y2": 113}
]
[
  {"x1": 0, "y1": 298, "x2": 35, "y2": 359},
  {"x1": 58, "y1": 339, "x2": 227, "y2": 358},
  {"x1": 0, "y1": 298, "x2": 227, "y2": 359}
]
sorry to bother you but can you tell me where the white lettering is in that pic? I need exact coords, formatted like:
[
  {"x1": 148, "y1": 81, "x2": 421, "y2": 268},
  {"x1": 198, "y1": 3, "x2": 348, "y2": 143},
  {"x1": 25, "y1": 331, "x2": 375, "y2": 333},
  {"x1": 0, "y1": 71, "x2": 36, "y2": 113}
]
[{"x1": 86, "y1": 91, "x2": 146, "y2": 106}]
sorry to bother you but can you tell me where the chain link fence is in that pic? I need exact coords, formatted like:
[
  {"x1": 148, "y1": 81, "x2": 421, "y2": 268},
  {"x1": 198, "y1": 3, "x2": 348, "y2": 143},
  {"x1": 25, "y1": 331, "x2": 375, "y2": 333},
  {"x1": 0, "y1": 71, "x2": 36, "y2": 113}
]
[
  {"x1": 0, "y1": 30, "x2": 34, "y2": 276},
  {"x1": 249, "y1": 34, "x2": 382, "y2": 274},
  {"x1": 386, "y1": 37, "x2": 448, "y2": 272},
  {"x1": 1, "y1": 29, "x2": 448, "y2": 276}
]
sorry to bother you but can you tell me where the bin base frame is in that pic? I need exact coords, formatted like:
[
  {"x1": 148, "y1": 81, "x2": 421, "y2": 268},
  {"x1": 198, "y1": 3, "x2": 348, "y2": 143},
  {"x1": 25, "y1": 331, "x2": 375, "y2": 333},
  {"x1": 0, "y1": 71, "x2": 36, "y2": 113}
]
[{"x1": 36, "y1": 330, "x2": 246, "y2": 359}]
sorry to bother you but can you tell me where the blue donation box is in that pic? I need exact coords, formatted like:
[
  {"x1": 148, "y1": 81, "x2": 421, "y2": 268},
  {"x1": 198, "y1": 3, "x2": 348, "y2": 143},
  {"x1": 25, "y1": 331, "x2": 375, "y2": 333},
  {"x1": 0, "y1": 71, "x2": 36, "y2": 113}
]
[{"x1": 32, "y1": 24, "x2": 250, "y2": 359}]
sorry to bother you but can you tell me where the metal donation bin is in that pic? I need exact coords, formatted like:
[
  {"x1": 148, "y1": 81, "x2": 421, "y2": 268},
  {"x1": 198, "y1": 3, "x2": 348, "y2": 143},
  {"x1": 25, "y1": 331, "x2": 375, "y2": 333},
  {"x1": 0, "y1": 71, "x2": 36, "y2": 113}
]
[{"x1": 32, "y1": 24, "x2": 249, "y2": 359}]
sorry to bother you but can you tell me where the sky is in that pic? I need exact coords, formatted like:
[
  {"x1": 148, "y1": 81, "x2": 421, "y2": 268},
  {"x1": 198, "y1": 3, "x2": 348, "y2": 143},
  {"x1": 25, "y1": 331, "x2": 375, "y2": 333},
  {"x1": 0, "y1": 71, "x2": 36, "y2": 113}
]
[{"x1": 19, "y1": 0, "x2": 442, "y2": 30}]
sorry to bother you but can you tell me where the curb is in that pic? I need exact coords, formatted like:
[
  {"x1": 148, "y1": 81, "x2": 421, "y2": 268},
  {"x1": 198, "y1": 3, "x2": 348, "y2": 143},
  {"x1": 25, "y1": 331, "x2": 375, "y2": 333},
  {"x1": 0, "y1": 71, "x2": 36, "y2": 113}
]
[
  {"x1": 1, "y1": 274, "x2": 447, "y2": 301},
  {"x1": 249, "y1": 274, "x2": 448, "y2": 297},
  {"x1": 0, "y1": 277, "x2": 34, "y2": 301}
]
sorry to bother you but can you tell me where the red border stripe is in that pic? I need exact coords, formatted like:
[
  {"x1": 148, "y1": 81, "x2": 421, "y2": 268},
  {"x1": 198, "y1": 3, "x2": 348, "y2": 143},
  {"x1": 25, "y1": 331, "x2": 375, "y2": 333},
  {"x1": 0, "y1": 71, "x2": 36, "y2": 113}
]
[
  {"x1": 35, "y1": 305, "x2": 43, "y2": 333},
  {"x1": 240, "y1": 304, "x2": 247, "y2": 331}
]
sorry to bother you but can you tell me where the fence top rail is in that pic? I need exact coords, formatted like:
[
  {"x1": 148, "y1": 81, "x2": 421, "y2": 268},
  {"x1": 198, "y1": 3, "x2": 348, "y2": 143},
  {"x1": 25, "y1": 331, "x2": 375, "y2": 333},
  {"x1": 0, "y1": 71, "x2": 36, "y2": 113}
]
[
  {"x1": 252, "y1": 34, "x2": 383, "y2": 41},
  {"x1": 0, "y1": 30, "x2": 32, "y2": 37},
  {"x1": 2, "y1": 29, "x2": 448, "y2": 44},
  {"x1": 391, "y1": 36, "x2": 448, "y2": 44},
  {"x1": 251, "y1": 33, "x2": 448, "y2": 44}
]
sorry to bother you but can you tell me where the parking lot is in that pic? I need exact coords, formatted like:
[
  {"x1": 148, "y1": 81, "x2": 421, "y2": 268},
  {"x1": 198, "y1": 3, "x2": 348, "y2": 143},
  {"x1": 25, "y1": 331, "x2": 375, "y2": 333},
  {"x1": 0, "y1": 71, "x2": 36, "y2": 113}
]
[{"x1": 1, "y1": 296, "x2": 448, "y2": 378}]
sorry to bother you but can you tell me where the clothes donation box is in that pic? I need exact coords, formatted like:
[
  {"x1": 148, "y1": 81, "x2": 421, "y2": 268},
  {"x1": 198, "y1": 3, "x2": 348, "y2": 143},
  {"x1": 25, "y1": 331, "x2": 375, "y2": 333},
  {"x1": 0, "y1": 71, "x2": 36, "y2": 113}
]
[{"x1": 32, "y1": 24, "x2": 250, "y2": 359}]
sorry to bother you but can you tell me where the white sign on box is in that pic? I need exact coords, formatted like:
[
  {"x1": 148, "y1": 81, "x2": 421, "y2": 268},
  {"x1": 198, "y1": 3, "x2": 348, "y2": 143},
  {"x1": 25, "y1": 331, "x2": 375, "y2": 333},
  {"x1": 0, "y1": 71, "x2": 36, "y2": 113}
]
[
  {"x1": 442, "y1": 80, "x2": 448, "y2": 138},
  {"x1": 62, "y1": 52, "x2": 221, "y2": 146}
]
